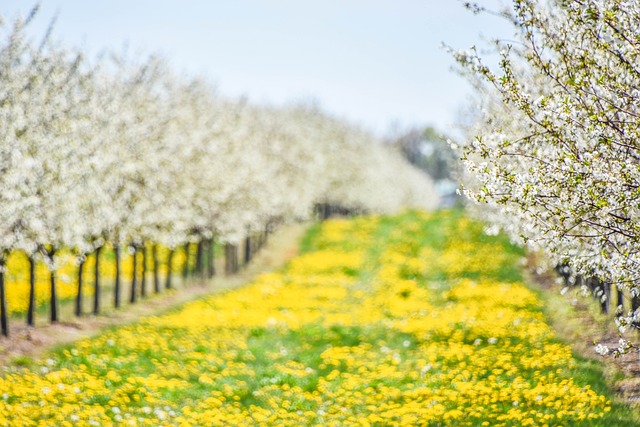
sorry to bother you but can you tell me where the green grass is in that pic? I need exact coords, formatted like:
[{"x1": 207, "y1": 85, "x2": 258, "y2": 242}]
[{"x1": 1, "y1": 210, "x2": 638, "y2": 426}]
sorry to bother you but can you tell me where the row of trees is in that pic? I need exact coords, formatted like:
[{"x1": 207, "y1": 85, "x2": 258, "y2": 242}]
[
  {"x1": 0, "y1": 8, "x2": 438, "y2": 336},
  {"x1": 451, "y1": 0, "x2": 640, "y2": 356}
]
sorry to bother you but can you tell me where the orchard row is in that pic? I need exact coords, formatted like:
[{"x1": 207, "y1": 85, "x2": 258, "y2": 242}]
[{"x1": 0, "y1": 9, "x2": 437, "y2": 336}]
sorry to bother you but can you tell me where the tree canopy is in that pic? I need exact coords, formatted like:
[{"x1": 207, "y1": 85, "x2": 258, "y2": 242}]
[
  {"x1": 0, "y1": 6, "x2": 438, "y2": 266},
  {"x1": 451, "y1": 0, "x2": 640, "y2": 355}
]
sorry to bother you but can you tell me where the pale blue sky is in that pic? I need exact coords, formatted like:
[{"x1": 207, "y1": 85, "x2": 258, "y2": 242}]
[{"x1": 3, "y1": 1, "x2": 512, "y2": 137}]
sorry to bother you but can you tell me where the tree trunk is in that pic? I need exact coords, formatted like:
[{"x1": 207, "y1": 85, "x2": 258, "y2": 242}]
[
  {"x1": 234, "y1": 244, "x2": 239, "y2": 272},
  {"x1": 0, "y1": 258, "x2": 7, "y2": 337},
  {"x1": 49, "y1": 248, "x2": 58, "y2": 323},
  {"x1": 251, "y1": 233, "x2": 259, "y2": 256},
  {"x1": 226, "y1": 243, "x2": 239, "y2": 274},
  {"x1": 207, "y1": 238, "x2": 215, "y2": 278},
  {"x1": 93, "y1": 246, "x2": 102, "y2": 315},
  {"x1": 225, "y1": 243, "x2": 232, "y2": 275},
  {"x1": 130, "y1": 245, "x2": 137, "y2": 304},
  {"x1": 602, "y1": 280, "x2": 611, "y2": 314},
  {"x1": 75, "y1": 256, "x2": 85, "y2": 317},
  {"x1": 183, "y1": 242, "x2": 190, "y2": 282},
  {"x1": 27, "y1": 254, "x2": 36, "y2": 327},
  {"x1": 114, "y1": 245, "x2": 121, "y2": 308},
  {"x1": 195, "y1": 239, "x2": 204, "y2": 277},
  {"x1": 141, "y1": 244, "x2": 147, "y2": 298},
  {"x1": 632, "y1": 293, "x2": 640, "y2": 316},
  {"x1": 588, "y1": 277, "x2": 607, "y2": 314},
  {"x1": 166, "y1": 248, "x2": 174, "y2": 289},
  {"x1": 244, "y1": 235, "x2": 251, "y2": 266},
  {"x1": 153, "y1": 244, "x2": 160, "y2": 293}
]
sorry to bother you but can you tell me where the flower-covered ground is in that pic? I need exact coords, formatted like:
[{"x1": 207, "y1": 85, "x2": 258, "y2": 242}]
[{"x1": 0, "y1": 211, "x2": 635, "y2": 426}]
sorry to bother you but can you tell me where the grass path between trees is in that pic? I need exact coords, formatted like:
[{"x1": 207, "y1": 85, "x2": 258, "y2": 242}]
[{"x1": 0, "y1": 210, "x2": 638, "y2": 426}]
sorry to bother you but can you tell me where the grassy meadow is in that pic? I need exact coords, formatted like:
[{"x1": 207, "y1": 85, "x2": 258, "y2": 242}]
[{"x1": 0, "y1": 210, "x2": 636, "y2": 426}]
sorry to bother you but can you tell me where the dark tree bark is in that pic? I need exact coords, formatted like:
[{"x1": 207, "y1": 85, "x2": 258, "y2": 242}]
[
  {"x1": 632, "y1": 293, "x2": 640, "y2": 316},
  {"x1": 141, "y1": 244, "x2": 147, "y2": 298},
  {"x1": 587, "y1": 277, "x2": 606, "y2": 314},
  {"x1": 323, "y1": 203, "x2": 331, "y2": 220},
  {"x1": 130, "y1": 245, "x2": 138, "y2": 304},
  {"x1": 207, "y1": 238, "x2": 215, "y2": 278},
  {"x1": 182, "y1": 242, "x2": 190, "y2": 281},
  {"x1": 225, "y1": 243, "x2": 232, "y2": 275},
  {"x1": 27, "y1": 254, "x2": 36, "y2": 327},
  {"x1": 166, "y1": 248, "x2": 174, "y2": 289},
  {"x1": 631, "y1": 292, "x2": 640, "y2": 330},
  {"x1": 244, "y1": 235, "x2": 251, "y2": 266},
  {"x1": 153, "y1": 244, "x2": 160, "y2": 293},
  {"x1": 251, "y1": 233, "x2": 259, "y2": 257},
  {"x1": 195, "y1": 240, "x2": 204, "y2": 277},
  {"x1": 114, "y1": 245, "x2": 121, "y2": 308},
  {"x1": 93, "y1": 246, "x2": 102, "y2": 315},
  {"x1": 234, "y1": 244, "x2": 239, "y2": 272},
  {"x1": 555, "y1": 262, "x2": 571, "y2": 287},
  {"x1": 602, "y1": 281, "x2": 611, "y2": 314},
  {"x1": 225, "y1": 243, "x2": 239, "y2": 274},
  {"x1": 48, "y1": 248, "x2": 58, "y2": 323},
  {"x1": 0, "y1": 258, "x2": 7, "y2": 337},
  {"x1": 75, "y1": 255, "x2": 85, "y2": 317}
]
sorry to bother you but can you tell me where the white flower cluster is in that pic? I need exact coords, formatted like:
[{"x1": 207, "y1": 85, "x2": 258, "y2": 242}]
[
  {"x1": 0, "y1": 9, "x2": 438, "y2": 263},
  {"x1": 450, "y1": 0, "x2": 640, "y2": 355}
]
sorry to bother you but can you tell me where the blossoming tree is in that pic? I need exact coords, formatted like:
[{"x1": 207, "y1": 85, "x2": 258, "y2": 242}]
[
  {"x1": 0, "y1": 8, "x2": 439, "y2": 337},
  {"x1": 451, "y1": 0, "x2": 640, "y2": 355}
]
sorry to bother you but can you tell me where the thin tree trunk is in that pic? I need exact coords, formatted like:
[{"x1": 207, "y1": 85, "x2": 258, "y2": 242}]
[
  {"x1": 153, "y1": 244, "x2": 160, "y2": 293},
  {"x1": 93, "y1": 246, "x2": 102, "y2": 315},
  {"x1": 141, "y1": 244, "x2": 147, "y2": 298},
  {"x1": 555, "y1": 262, "x2": 571, "y2": 288},
  {"x1": 130, "y1": 245, "x2": 137, "y2": 304},
  {"x1": 225, "y1": 243, "x2": 232, "y2": 275},
  {"x1": 233, "y1": 245, "x2": 240, "y2": 273},
  {"x1": 0, "y1": 258, "x2": 7, "y2": 337},
  {"x1": 602, "y1": 281, "x2": 611, "y2": 314},
  {"x1": 207, "y1": 238, "x2": 215, "y2": 278},
  {"x1": 49, "y1": 248, "x2": 58, "y2": 323},
  {"x1": 166, "y1": 248, "x2": 174, "y2": 289},
  {"x1": 251, "y1": 233, "x2": 258, "y2": 257},
  {"x1": 244, "y1": 235, "x2": 251, "y2": 266},
  {"x1": 75, "y1": 256, "x2": 85, "y2": 317},
  {"x1": 195, "y1": 239, "x2": 204, "y2": 277},
  {"x1": 631, "y1": 293, "x2": 640, "y2": 334},
  {"x1": 27, "y1": 254, "x2": 36, "y2": 327},
  {"x1": 231, "y1": 244, "x2": 238, "y2": 273},
  {"x1": 182, "y1": 242, "x2": 190, "y2": 282},
  {"x1": 232, "y1": 243, "x2": 237, "y2": 273},
  {"x1": 114, "y1": 245, "x2": 121, "y2": 308}
]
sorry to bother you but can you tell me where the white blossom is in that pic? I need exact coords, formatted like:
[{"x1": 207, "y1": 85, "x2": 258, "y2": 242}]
[{"x1": 451, "y1": 0, "x2": 640, "y2": 356}]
